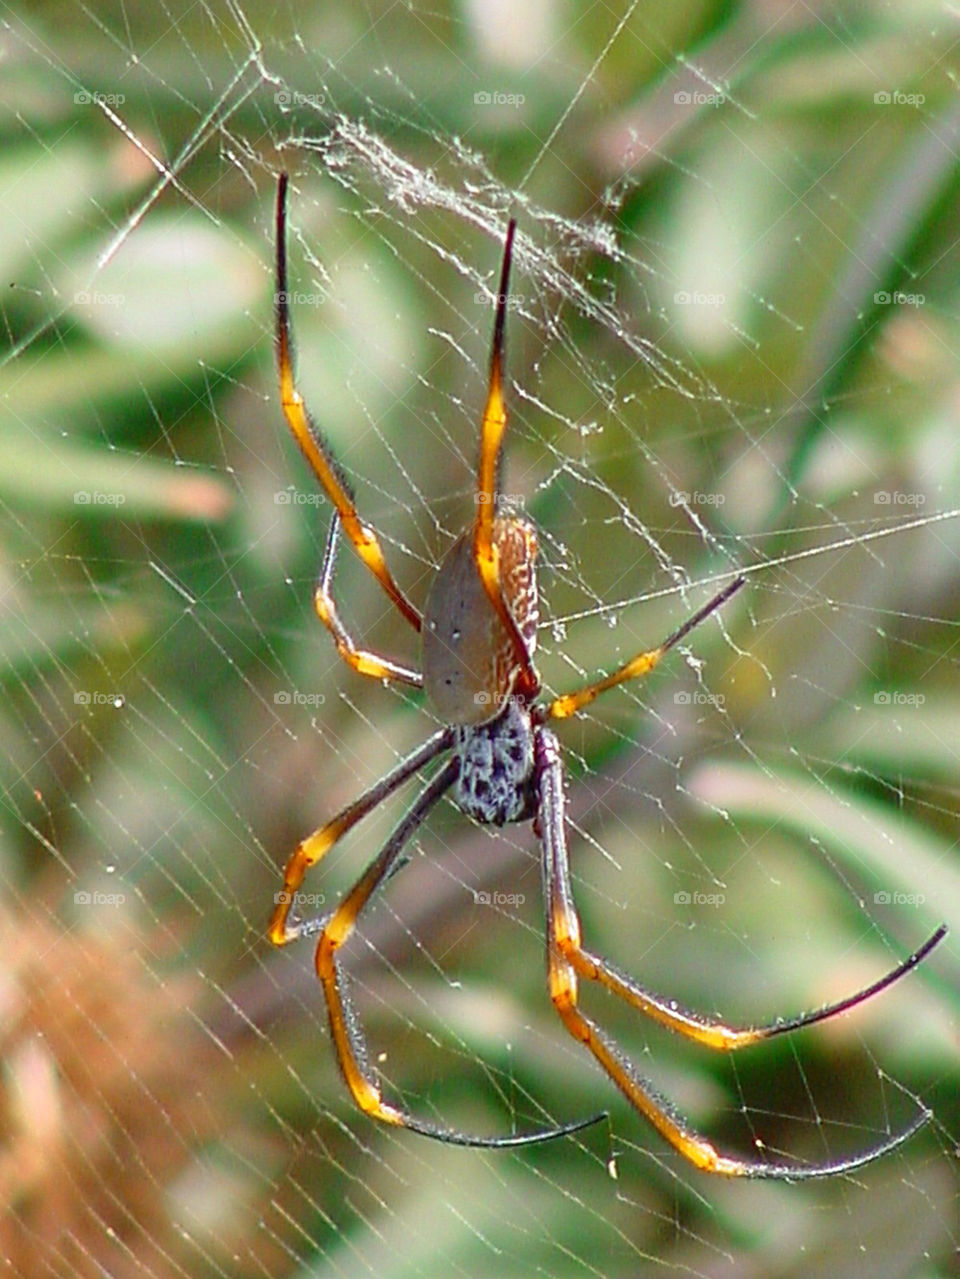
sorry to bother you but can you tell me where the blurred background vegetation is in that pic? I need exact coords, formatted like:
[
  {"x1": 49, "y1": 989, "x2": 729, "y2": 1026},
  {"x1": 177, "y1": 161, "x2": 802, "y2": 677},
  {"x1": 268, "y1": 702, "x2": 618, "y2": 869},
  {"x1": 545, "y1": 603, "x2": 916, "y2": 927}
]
[{"x1": 1, "y1": 2, "x2": 958, "y2": 1277}]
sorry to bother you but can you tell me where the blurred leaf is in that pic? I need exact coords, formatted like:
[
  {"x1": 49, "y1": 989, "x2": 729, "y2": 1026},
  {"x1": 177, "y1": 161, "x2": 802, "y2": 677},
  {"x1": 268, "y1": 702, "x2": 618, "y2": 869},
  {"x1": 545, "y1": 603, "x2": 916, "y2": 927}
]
[
  {"x1": 688, "y1": 759, "x2": 960, "y2": 949},
  {"x1": 820, "y1": 695, "x2": 960, "y2": 781},
  {"x1": 0, "y1": 429, "x2": 233, "y2": 519}
]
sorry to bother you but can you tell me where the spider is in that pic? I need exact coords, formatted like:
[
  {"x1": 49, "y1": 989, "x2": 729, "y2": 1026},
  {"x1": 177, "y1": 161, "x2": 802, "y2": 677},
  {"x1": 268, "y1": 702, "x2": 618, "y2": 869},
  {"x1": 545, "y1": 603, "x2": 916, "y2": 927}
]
[{"x1": 268, "y1": 173, "x2": 946, "y2": 1177}]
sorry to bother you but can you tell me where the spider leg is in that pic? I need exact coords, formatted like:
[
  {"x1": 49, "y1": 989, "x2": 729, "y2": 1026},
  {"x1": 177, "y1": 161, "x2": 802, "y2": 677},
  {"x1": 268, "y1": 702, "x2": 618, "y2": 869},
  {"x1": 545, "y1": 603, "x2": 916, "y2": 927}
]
[
  {"x1": 535, "y1": 726, "x2": 933, "y2": 1178},
  {"x1": 268, "y1": 727, "x2": 453, "y2": 946},
  {"x1": 275, "y1": 172, "x2": 421, "y2": 635},
  {"x1": 571, "y1": 923, "x2": 947, "y2": 1049},
  {"x1": 313, "y1": 513, "x2": 423, "y2": 687},
  {"x1": 471, "y1": 219, "x2": 539, "y2": 701},
  {"x1": 312, "y1": 751, "x2": 604, "y2": 1147},
  {"x1": 549, "y1": 575, "x2": 745, "y2": 720}
]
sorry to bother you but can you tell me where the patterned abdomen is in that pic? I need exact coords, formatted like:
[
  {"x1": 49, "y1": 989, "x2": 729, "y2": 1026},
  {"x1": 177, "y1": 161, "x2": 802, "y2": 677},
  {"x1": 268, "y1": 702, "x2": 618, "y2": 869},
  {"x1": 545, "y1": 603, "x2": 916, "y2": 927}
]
[{"x1": 453, "y1": 698, "x2": 537, "y2": 825}]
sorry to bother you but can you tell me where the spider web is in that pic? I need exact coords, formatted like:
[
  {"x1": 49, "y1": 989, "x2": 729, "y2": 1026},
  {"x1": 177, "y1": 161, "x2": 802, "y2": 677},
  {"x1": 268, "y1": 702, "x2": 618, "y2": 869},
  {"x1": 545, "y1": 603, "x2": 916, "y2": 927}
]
[{"x1": 2, "y1": 2, "x2": 959, "y2": 1276}]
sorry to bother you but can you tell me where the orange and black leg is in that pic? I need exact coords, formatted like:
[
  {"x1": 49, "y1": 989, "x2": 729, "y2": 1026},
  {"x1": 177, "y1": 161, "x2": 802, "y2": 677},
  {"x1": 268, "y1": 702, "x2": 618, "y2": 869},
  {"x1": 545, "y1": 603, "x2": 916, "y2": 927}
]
[
  {"x1": 535, "y1": 726, "x2": 936, "y2": 1178},
  {"x1": 275, "y1": 172, "x2": 422, "y2": 666},
  {"x1": 312, "y1": 513, "x2": 423, "y2": 686},
  {"x1": 470, "y1": 218, "x2": 540, "y2": 701},
  {"x1": 268, "y1": 727, "x2": 453, "y2": 946},
  {"x1": 549, "y1": 575, "x2": 746, "y2": 720},
  {"x1": 311, "y1": 752, "x2": 603, "y2": 1147}
]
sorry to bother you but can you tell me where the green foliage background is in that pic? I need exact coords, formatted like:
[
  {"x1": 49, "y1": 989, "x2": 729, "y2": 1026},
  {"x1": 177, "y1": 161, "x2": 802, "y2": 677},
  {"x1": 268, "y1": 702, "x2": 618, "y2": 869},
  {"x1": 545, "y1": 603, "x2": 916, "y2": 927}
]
[{"x1": 1, "y1": 3, "x2": 958, "y2": 1277}]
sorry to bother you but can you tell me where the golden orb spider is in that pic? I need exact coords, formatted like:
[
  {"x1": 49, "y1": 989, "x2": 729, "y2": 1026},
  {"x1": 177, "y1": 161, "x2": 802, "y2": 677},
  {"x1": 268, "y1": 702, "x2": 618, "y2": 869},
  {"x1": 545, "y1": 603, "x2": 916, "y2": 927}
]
[{"x1": 268, "y1": 173, "x2": 946, "y2": 1176}]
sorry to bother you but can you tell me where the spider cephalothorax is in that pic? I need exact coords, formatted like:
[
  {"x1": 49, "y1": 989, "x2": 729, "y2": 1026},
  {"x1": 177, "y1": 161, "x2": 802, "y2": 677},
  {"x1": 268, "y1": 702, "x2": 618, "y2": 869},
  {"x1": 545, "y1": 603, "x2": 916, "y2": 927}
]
[{"x1": 268, "y1": 172, "x2": 945, "y2": 1173}]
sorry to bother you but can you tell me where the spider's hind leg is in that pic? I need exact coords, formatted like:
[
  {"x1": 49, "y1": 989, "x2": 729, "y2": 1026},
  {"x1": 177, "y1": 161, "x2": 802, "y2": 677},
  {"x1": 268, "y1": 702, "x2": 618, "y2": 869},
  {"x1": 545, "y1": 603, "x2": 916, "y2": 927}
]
[
  {"x1": 312, "y1": 751, "x2": 603, "y2": 1148},
  {"x1": 534, "y1": 724, "x2": 936, "y2": 1178},
  {"x1": 268, "y1": 727, "x2": 453, "y2": 947}
]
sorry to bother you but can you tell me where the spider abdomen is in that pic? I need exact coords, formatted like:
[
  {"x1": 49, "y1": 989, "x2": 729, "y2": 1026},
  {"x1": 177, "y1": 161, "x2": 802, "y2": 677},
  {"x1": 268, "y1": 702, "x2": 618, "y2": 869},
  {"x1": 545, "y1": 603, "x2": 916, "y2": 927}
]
[
  {"x1": 453, "y1": 699, "x2": 537, "y2": 825},
  {"x1": 422, "y1": 516, "x2": 538, "y2": 726}
]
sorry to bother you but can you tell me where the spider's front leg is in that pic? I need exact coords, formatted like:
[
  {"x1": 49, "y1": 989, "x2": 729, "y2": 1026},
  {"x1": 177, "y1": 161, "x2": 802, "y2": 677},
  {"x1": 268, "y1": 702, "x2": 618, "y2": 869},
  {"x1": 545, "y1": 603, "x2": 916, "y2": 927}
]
[
  {"x1": 534, "y1": 726, "x2": 936, "y2": 1179},
  {"x1": 469, "y1": 216, "x2": 540, "y2": 703},
  {"x1": 275, "y1": 172, "x2": 422, "y2": 645}
]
